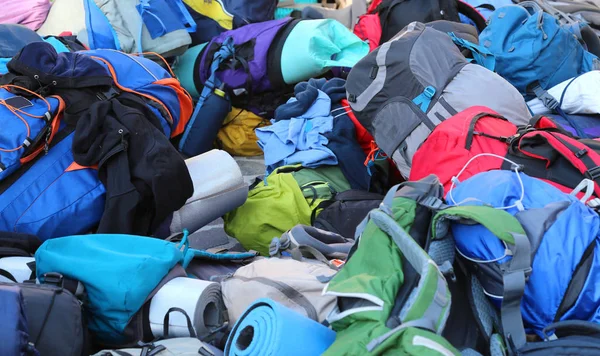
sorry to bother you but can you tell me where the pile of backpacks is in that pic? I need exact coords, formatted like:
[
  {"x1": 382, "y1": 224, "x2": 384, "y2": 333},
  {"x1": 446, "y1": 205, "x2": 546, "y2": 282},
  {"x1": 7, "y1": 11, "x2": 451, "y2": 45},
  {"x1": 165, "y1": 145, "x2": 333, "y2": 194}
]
[{"x1": 2, "y1": 0, "x2": 600, "y2": 355}]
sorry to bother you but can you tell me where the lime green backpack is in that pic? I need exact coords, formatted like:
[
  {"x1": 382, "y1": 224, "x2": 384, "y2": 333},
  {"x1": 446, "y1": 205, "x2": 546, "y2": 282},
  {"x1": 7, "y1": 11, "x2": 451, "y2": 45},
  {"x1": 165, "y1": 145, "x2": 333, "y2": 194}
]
[{"x1": 224, "y1": 165, "x2": 350, "y2": 256}]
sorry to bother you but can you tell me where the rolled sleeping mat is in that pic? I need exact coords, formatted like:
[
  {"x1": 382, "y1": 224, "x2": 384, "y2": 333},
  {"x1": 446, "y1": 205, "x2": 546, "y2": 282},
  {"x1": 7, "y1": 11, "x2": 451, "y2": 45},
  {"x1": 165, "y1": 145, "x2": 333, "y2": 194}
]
[
  {"x1": 225, "y1": 298, "x2": 336, "y2": 356},
  {"x1": 279, "y1": 19, "x2": 369, "y2": 85},
  {"x1": 0, "y1": 257, "x2": 35, "y2": 283},
  {"x1": 149, "y1": 277, "x2": 227, "y2": 339},
  {"x1": 174, "y1": 42, "x2": 207, "y2": 98},
  {"x1": 170, "y1": 149, "x2": 248, "y2": 235}
]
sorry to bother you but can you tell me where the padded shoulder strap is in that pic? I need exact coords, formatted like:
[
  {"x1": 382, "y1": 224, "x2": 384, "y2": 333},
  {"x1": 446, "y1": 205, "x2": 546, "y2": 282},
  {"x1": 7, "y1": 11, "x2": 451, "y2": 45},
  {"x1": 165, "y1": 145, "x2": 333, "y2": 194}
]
[
  {"x1": 433, "y1": 205, "x2": 531, "y2": 352},
  {"x1": 432, "y1": 206, "x2": 525, "y2": 244}
]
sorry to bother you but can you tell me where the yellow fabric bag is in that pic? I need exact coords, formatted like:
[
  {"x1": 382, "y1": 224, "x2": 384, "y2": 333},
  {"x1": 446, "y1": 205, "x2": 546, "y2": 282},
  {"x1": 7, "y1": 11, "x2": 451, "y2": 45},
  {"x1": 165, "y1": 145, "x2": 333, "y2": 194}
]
[{"x1": 216, "y1": 108, "x2": 269, "y2": 156}]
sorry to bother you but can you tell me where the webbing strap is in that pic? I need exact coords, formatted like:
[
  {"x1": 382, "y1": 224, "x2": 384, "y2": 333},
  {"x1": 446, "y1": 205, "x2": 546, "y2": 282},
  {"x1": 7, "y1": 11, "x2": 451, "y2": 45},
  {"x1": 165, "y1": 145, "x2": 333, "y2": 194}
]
[
  {"x1": 412, "y1": 86, "x2": 436, "y2": 112},
  {"x1": 500, "y1": 232, "x2": 531, "y2": 352},
  {"x1": 179, "y1": 37, "x2": 235, "y2": 150}
]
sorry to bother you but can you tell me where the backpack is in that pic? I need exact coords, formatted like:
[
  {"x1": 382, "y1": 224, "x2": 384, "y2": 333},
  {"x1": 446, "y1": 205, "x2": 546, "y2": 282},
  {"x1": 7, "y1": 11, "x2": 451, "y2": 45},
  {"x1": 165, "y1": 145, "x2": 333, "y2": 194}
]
[
  {"x1": 35, "y1": 233, "x2": 195, "y2": 346},
  {"x1": 409, "y1": 106, "x2": 600, "y2": 198},
  {"x1": 346, "y1": 22, "x2": 530, "y2": 178},
  {"x1": 478, "y1": 2, "x2": 600, "y2": 99},
  {"x1": 322, "y1": 177, "x2": 461, "y2": 355},
  {"x1": 531, "y1": 0, "x2": 600, "y2": 57},
  {"x1": 0, "y1": 285, "x2": 39, "y2": 356},
  {"x1": 444, "y1": 170, "x2": 600, "y2": 337},
  {"x1": 0, "y1": 281, "x2": 88, "y2": 356},
  {"x1": 432, "y1": 169, "x2": 600, "y2": 354},
  {"x1": 220, "y1": 257, "x2": 337, "y2": 325},
  {"x1": 177, "y1": 18, "x2": 296, "y2": 155},
  {"x1": 81, "y1": 0, "x2": 195, "y2": 56},
  {"x1": 184, "y1": 0, "x2": 278, "y2": 45},
  {"x1": 0, "y1": 46, "x2": 192, "y2": 240},
  {"x1": 224, "y1": 165, "x2": 350, "y2": 256},
  {"x1": 311, "y1": 189, "x2": 384, "y2": 239}
]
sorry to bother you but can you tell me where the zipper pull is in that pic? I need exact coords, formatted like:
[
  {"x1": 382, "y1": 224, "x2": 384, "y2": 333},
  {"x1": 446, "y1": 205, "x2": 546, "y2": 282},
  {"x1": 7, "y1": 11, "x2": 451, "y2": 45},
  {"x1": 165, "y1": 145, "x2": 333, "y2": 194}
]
[
  {"x1": 44, "y1": 128, "x2": 52, "y2": 154},
  {"x1": 118, "y1": 128, "x2": 128, "y2": 151}
]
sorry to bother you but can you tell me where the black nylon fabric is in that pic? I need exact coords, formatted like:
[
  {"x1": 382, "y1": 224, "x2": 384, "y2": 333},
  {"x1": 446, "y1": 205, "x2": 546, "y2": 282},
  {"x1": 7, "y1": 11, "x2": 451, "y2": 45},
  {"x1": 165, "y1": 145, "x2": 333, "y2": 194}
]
[
  {"x1": 5, "y1": 283, "x2": 88, "y2": 356},
  {"x1": 377, "y1": 0, "x2": 460, "y2": 43},
  {"x1": 312, "y1": 190, "x2": 383, "y2": 239}
]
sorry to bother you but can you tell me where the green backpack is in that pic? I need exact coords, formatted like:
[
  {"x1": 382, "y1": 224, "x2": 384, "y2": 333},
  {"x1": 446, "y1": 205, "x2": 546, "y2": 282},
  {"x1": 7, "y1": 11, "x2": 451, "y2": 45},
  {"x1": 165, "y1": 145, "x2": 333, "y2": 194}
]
[
  {"x1": 224, "y1": 165, "x2": 350, "y2": 256},
  {"x1": 322, "y1": 175, "x2": 460, "y2": 355}
]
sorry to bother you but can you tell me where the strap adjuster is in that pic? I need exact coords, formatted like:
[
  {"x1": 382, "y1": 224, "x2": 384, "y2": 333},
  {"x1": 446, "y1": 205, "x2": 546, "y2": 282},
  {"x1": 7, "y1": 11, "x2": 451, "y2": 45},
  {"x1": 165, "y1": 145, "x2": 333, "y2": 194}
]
[
  {"x1": 585, "y1": 166, "x2": 600, "y2": 180},
  {"x1": 530, "y1": 83, "x2": 559, "y2": 110}
]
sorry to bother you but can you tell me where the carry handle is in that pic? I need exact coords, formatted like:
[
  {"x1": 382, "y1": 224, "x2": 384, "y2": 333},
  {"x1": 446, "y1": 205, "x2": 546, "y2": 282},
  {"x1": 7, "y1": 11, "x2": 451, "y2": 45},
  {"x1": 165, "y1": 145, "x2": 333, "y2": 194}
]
[
  {"x1": 570, "y1": 179, "x2": 595, "y2": 203},
  {"x1": 162, "y1": 307, "x2": 197, "y2": 338},
  {"x1": 519, "y1": 1, "x2": 543, "y2": 14},
  {"x1": 542, "y1": 320, "x2": 600, "y2": 340}
]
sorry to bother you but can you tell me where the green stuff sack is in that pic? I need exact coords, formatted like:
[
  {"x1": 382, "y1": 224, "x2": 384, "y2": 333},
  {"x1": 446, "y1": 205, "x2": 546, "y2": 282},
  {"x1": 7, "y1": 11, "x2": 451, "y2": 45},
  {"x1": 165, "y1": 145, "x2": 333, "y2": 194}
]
[
  {"x1": 322, "y1": 175, "x2": 459, "y2": 356},
  {"x1": 224, "y1": 165, "x2": 350, "y2": 256}
]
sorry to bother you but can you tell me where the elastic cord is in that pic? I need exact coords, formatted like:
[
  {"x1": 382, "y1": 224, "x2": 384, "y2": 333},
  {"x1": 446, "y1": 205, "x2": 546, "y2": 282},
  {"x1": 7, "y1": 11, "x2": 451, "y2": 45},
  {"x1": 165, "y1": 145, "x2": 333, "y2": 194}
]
[{"x1": 448, "y1": 153, "x2": 526, "y2": 211}]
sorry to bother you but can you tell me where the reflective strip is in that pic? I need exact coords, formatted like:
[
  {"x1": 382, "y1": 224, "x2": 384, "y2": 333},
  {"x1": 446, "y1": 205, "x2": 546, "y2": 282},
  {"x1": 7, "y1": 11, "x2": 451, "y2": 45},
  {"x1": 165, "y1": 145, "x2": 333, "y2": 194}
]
[
  {"x1": 412, "y1": 335, "x2": 456, "y2": 356},
  {"x1": 350, "y1": 30, "x2": 412, "y2": 112}
]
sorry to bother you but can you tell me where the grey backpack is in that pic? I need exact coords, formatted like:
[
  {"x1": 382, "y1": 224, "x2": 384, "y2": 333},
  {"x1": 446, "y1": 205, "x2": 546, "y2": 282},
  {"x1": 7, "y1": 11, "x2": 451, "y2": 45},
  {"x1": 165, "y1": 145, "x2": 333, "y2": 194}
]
[{"x1": 345, "y1": 21, "x2": 531, "y2": 178}]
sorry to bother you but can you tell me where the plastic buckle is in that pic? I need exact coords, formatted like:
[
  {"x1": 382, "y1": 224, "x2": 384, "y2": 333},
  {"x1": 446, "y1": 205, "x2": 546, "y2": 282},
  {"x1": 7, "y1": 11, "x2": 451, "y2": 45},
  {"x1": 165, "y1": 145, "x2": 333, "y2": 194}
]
[
  {"x1": 423, "y1": 86, "x2": 436, "y2": 99},
  {"x1": 531, "y1": 84, "x2": 559, "y2": 110},
  {"x1": 42, "y1": 272, "x2": 63, "y2": 287},
  {"x1": 585, "y1": 166, "x2": 600, "y2": 180}
]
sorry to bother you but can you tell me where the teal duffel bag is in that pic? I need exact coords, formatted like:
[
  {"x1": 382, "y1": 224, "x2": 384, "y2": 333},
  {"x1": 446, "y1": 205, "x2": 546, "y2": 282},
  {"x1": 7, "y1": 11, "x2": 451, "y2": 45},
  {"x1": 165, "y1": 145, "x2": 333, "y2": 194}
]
[{"x1": 35, "y1": 232, "x2": 193, "y2": 346}]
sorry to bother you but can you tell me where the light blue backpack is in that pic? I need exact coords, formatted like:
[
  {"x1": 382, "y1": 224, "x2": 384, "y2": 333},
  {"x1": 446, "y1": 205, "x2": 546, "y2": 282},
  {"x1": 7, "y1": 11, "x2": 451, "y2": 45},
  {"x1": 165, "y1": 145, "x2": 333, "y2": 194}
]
[{"x1": 477, "y1": 1, "x2": 600, "y2": 99}]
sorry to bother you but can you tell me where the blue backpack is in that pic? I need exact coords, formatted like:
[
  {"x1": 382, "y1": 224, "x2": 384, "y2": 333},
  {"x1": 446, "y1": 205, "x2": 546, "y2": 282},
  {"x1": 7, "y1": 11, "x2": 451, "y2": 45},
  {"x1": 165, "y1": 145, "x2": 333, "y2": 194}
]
[
  {"x1": 478, "y1": 2, "x2": 600, "y2": 99},
  {"x1": 444, "y1": 169, "x2": 600, "y2": 343},
  {"x1": 0, "y1": 45, "x2": 192, "y2": 241}
]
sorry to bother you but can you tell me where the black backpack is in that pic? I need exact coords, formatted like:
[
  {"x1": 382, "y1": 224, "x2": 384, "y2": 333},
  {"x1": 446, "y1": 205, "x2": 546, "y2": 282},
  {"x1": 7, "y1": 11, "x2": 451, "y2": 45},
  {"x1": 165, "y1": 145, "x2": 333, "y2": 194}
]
[
  {"x1": 311, "y1": 190, "x2": 384, "y2": 239},
  {"x1": 376, "y1": 0, "x2": 487, "y2": 43}
]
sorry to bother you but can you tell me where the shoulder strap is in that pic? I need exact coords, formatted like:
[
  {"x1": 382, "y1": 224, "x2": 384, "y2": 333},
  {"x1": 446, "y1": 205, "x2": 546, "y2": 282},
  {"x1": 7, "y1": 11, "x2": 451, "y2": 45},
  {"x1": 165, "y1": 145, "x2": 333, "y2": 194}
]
[
  {"x1": 517, "y1": 130, "x2": 600, "y2": 195},
  {"x1": 433, "y1": 206, "x2": 530, "y2": 352}
]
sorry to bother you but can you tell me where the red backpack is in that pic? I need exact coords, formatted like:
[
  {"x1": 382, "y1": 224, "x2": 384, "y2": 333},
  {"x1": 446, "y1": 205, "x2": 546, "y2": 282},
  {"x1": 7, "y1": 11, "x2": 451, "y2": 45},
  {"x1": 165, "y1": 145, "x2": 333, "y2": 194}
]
[{"x1": 409, "y1": 106, "x2": 600, "y2": 198}]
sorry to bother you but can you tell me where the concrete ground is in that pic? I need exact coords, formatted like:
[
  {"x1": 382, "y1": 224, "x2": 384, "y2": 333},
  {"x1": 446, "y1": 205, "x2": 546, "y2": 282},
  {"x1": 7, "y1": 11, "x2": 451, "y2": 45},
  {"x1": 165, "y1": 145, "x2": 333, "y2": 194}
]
[{"x1": 188, "y1": 155, "x2": 265, "y2": 251}]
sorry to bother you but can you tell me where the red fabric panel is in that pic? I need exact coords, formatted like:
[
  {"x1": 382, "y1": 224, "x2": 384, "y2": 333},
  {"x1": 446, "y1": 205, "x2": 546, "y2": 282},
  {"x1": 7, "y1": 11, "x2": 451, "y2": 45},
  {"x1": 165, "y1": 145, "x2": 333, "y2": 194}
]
[{"x1": 409, "y1": 106, "x2": 516, "y2": 193}]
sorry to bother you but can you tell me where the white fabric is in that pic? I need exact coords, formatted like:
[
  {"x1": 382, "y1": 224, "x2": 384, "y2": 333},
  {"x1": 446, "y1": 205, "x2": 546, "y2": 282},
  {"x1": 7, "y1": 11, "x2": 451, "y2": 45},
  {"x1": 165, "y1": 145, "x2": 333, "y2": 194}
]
[
  {"x1": 0, "y1": 257, "x2": 34, "y2": 283},
  {"x1": 527, "y1": 71, "x2": 600, "y2": 115},
  {"x1": 37, "y1": 0, "x2": 86, "y2": 37}
]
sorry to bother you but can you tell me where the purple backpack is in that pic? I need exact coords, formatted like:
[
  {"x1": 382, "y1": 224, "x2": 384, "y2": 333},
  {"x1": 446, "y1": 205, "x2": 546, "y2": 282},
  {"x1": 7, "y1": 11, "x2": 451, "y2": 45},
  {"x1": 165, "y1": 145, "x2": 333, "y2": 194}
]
[{"x1": 194, "y1": 18, "x2": 299, "y2": 97}]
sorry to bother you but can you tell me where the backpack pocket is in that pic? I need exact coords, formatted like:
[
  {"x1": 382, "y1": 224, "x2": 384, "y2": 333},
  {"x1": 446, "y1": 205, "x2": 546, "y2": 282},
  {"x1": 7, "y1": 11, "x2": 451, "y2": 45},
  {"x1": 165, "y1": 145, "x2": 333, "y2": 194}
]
[
  {"x1": 372, "y1": 97, "x2": 436, "y2": 178},
  {"x1": 0, "y1": 90, "x2": 62, "y2": 183},
  {"x1": 0, "y1": 133, "x2": 105, "y2": 241}
]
